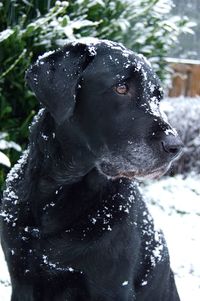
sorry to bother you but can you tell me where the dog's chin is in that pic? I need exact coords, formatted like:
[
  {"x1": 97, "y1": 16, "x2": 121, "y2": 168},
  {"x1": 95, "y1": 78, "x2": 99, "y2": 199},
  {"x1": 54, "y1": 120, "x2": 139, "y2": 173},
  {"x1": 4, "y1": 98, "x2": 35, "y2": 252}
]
[
  {"x1": 97, "y1": 161, "x2": 171, "y2": 180},
  {"x1": 134, "y1": 164, "x2": 171, "y2": 180}
]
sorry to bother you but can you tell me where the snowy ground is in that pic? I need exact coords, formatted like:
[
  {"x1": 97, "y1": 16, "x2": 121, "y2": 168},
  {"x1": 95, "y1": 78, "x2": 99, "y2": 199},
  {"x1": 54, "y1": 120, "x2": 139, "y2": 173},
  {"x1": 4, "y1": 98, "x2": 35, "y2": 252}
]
[
  {"x1": 0, "y1": 173, "x2": 200, "y2": 300},
  {"x1": 142, "y1": 173, "x2": 200, "y2": 301}
]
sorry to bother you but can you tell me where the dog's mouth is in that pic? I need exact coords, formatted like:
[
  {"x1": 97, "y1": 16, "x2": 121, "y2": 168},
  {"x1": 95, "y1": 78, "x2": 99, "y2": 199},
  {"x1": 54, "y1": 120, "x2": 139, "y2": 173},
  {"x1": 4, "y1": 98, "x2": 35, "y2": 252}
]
[{"x1": 96, "y1": 160, "x2": 170, "y2": 180}]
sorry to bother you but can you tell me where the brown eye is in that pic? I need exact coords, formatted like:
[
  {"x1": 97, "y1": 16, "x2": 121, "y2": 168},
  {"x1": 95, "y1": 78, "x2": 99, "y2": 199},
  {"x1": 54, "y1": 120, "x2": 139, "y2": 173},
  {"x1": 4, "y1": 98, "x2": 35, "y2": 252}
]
[{"x1": 115, "y1": 84, "x2": 129, "y2": 95}]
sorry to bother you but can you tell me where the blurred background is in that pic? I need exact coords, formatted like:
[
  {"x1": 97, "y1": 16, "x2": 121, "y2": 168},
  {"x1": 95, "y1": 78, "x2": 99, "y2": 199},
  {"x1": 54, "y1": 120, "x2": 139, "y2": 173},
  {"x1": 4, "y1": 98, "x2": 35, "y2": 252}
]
[{"x1": 0, "y1": 1, "x2": 200, "y2": 300}]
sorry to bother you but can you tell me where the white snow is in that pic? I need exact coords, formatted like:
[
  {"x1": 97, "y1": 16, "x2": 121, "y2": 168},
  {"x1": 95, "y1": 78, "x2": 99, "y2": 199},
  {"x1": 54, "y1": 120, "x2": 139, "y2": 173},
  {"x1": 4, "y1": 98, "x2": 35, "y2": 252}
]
[
  {"x1": 72, "y1": 38, "x2": 133, "y2": 58},
  {"x1": 164, "y1": 128, "x2": 178, "y2": 136},
  {"x1": 0, "y1": 29, "x2": 14, "y2": 43},
  {"x1": 0, "y1": 132, "x2": 22, "y2": 167},
  {"x1": 0, "y1": 173, "x2": 200, "y2": 300},
  {"x1": 0, "y1": 140, "x2": 21, "y2": 152},
  {"x1": 142, "y1": 173, "x2": 200, "y2": 301},
  {"x1": 0, "y1": 151, "x2": 11, "y2": 167},
  {"x1": 138, "y1": 53, "x2": 152, "y2": 67},
  {"x1": 88, "y1": 45, "x2": 97, "y2": 56},
  {"x1": 122, "y1": 280, "x2": 129, "y2": 286},
  {"x1": 37, "y1": 50, "x2": 56, "y2": 61}
]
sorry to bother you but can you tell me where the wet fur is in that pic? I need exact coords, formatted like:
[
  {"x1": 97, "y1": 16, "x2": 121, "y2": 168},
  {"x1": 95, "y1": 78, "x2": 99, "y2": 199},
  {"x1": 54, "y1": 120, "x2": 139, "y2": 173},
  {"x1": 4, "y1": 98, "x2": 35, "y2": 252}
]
[{"x1": 1, "y1": 39, "x2": 181, "y2": 301}]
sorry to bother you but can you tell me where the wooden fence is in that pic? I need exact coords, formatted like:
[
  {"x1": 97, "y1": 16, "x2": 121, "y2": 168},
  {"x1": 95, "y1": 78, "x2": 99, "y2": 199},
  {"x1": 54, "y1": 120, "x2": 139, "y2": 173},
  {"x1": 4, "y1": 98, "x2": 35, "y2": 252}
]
[{"x1": 166, "y1": 58, "x2": 200, "y2": 97}]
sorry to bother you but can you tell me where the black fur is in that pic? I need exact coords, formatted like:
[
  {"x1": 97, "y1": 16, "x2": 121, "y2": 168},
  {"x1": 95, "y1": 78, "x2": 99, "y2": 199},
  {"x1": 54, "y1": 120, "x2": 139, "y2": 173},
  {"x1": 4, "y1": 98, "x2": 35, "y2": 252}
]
[{"x1": 1, "y1": 39, "x2": 182, "y2": 301}]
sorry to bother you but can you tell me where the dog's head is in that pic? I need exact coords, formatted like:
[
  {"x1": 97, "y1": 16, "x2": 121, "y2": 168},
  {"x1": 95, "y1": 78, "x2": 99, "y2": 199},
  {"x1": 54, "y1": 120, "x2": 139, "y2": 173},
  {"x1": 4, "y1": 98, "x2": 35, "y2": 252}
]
[{"x1": 26, "y1": 38, "x2": 183, "y2": 180}]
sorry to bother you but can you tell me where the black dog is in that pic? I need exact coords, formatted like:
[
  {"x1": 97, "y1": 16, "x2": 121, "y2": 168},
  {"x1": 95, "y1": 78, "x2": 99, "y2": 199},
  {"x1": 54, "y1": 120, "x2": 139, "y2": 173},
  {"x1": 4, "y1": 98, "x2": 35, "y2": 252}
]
[{"x1": 1, "y1": 38, "x2": 182, "y2": 301}]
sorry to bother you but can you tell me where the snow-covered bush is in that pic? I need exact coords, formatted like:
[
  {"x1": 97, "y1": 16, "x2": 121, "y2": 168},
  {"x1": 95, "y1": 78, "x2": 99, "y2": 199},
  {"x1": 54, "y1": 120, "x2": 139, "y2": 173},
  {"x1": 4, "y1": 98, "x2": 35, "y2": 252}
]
[
  {"x1": 0, "y1": 134, "x2": 11, "y2": 168},
  {"x1": 0, "y1": 133, "x2": 21, "y2": 161},
  {"x1": 0, "y1": 133, "x2": 22, "y2": 187},
  {"x1": 161, "y1": 97, "x2": 200, "y2": 175}
]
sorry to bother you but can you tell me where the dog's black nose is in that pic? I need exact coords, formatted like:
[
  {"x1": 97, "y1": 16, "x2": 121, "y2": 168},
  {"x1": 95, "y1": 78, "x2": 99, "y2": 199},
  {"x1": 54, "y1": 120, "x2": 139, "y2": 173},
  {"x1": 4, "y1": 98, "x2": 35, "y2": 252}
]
[{"x1": 162, "y1": 135, "x2": 183, "y2": 157}]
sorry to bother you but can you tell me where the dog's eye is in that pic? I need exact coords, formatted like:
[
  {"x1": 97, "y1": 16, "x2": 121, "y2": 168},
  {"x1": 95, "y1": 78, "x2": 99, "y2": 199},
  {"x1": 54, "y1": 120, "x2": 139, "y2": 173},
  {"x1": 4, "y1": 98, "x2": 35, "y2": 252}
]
[{"x1": 115, "y1": 84, "x2": 129, "y2": 95}]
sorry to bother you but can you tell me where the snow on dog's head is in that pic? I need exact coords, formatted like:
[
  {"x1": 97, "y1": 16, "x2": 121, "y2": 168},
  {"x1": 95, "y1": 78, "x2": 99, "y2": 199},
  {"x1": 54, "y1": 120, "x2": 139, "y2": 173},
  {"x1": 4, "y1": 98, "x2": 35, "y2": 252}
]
[{"x1": 26, "y1": 38, "x2": 183, "y2": 180}]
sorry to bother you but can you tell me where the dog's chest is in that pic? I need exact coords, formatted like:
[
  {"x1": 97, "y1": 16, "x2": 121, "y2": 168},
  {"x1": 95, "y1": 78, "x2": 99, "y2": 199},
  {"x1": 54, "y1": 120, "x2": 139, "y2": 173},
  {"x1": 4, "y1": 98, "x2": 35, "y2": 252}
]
[
  {"x1": 3, "y1": 177, "x2": 141, "y2": 286},
  {"x1": 40, "y1": 178, "x2": 138, "y2": 238},
  {"x1": 36, "y1": 179, "x2": 140, "y2": 273}
]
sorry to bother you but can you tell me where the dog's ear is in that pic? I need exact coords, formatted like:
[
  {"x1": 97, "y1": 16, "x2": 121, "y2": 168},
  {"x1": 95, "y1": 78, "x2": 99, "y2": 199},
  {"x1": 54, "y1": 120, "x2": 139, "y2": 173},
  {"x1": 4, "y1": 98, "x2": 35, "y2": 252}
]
[{"x1": 25, "y1": 42, "x2": 95, "y2": 124}]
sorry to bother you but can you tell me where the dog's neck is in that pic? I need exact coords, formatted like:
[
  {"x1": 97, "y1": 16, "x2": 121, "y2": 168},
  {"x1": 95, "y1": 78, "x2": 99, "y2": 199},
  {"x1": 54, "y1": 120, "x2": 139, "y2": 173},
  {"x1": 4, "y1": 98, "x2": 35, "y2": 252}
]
[
  {"x1": 23, "y1": 111, "x2": 110, "y2": 231},
  {"x1": 28, "y1": 109, "x2": 102, "y2": 196}
]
